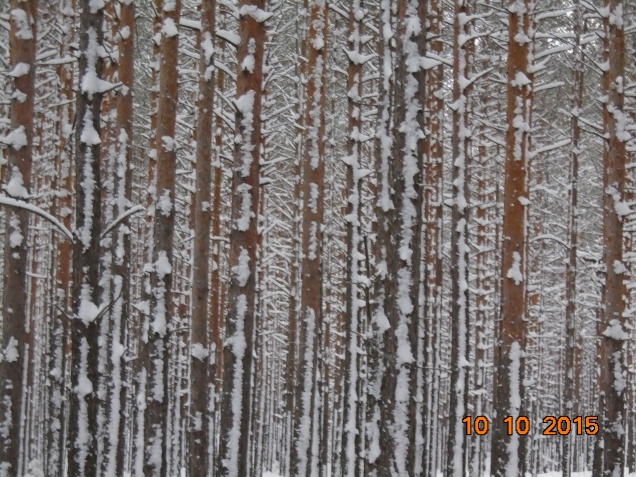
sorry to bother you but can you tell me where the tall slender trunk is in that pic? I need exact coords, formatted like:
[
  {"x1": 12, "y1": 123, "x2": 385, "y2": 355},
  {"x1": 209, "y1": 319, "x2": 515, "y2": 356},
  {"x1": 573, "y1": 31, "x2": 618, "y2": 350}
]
[
  {"x1": 109, "y1": 0, "x2": 136, "y2": 474},
  {"x1": 446, "y1": 1, "x2": 472, "y2": 475},
  {"x1": 491, "y1": 0, "x2": 532, "y2": 475},
  {"x1": 377, "y1": 1, "x2": 426, "y2": 475},
  {"x1": 215, "y1": 0, "x2": 267, "y2": 474},
  {"x1": 68, "y1": 0, "x2": 105, "y2": 474},
  {"x1": 596, "y1": 1, "x2": 629, "y2": 476},
  {"x1": 341, "y1": 1, "x2": 364, "y2": 475},
  {"x1": 292, "y1": 1, "x2": 328, "y2": 476},
  {"x1": 189, "y1": 0, "x2": 215, "y2": 475},
  {"x1": 144, "y1": 0, "x2": 181, "y2": 474},
  {"x1": 563, "y1": 5, "x2": 584, "y2": 477},
  {"x1": 0, "y1": 1, "x2": 37, "y2": 475}
]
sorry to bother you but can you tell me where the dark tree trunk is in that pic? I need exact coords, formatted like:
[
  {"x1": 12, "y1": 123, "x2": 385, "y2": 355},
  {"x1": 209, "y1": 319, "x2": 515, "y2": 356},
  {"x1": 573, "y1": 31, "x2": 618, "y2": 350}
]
[{"x1": 0, "y1": 1, "x2": 37, "y2": 475}]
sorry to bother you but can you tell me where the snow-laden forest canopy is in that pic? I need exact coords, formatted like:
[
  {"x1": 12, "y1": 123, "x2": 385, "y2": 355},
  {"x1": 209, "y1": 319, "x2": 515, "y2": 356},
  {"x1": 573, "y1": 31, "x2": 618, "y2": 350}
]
[{"x1": 0, "y1": 0, "x2": 635, "y2": 476}]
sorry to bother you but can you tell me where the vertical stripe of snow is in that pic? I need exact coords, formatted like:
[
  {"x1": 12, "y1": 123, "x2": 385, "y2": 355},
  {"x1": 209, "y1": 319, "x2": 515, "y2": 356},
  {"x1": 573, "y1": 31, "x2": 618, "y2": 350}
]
[
  {"x1": 392, "y1": 0, "x2": 423, "y2": 474},
  {"x1": 224, "y1": 294, "x2": 248, "y2": 477},
  {"x1": 295, "y1": 308, "x2": 316, "y2": 477}
]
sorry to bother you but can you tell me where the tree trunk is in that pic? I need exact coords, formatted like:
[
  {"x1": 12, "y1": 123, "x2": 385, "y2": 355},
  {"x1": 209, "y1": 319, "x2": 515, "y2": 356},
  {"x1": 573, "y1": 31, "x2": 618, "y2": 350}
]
[
  {"x1": 215, "y1": 0, "x2": 266, "y2": 474},
  {"x1": 144, "y1": 0, "x2": 181, "y2": 474},
  {"x1": 0, "y1": 1, "x2": 37, "y2": 475},
  {"x1": 377, "y1": 0, "x2": 426, "y2": 475},
  {"x1": 68, "y1": 0, "x2": 105, "y2": 474},
  {"x1": 596, "y1": 1, "x2": 628, "y2": 476},
  {"x1": 490, "y1": 1, "x2": 532, "y2": 475},
  {"x1": 189, "y1": 0, "x2": 215, "y2": 475},
  {"x1": 292, "y1": 1, "x2": 328, "y2": 475}
]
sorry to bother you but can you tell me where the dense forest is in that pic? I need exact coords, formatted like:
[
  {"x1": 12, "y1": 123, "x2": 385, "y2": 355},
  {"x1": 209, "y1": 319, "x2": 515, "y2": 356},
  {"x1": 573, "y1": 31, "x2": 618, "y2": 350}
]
[{"x1": 0, "y1": 0, "x2": 634, "y2": 476}]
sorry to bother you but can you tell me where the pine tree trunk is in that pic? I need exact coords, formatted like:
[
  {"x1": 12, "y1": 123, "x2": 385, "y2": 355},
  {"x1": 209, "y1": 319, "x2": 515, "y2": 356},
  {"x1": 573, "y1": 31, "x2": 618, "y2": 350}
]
[
  {"x1": 68, "y1": 0, "x2": 105, "y2": 474},
  {"x1": 144, "y1": 0, "x2": 181, "y2": 474},
  {"x1": 0, "y1": 1, "x2": 37, "y2": 474},
  {"x1": 215, "y1": 0, "x2": 267, "y2": 474},
  {"x1": 292, "y1": 1, "x2": 328, "y2": 475},
  {"x1": 377, "y1": 1, "x2": 426, "y2": 475},
  {"x1": 111, "y1": 0, "x2": 135, "y2": 473},
  {"x1": 491, "y1": 1, "x2": 532, "y2": 475},
  {"x1": 189, "y1": 1, "x2": 215, "y2": 475},
  {"x1": 596, "y1": 1, "x2": 628, "y2": 475}
]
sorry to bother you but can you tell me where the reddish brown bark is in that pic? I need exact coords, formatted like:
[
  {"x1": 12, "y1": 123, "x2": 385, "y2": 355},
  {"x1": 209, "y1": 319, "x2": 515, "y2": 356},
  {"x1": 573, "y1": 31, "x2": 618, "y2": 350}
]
[
  {"x1": 596, "y1": 1, "x2": 628, "y2": 476},
  {"x1": 0, "y1": 1, "x2": 37, "y2": 474},
  {"x1": 190, "y1": 0, "x2": 215, "y2": 474},
  {"x1": 216, "y1": 0, "x2": 267, "y2": 474},
  {"x1": 68, "y1": 0, "x2": 104, "y2": 475},
  {"x1": 491, "y1": 1, "x2": 532, "y2": 476},
  {"x1": 143, "y1": 0, "x2": 181, "y2": 474},
  {"x1": 292, "y1": 1, "x2": 328, "y2": 475}
]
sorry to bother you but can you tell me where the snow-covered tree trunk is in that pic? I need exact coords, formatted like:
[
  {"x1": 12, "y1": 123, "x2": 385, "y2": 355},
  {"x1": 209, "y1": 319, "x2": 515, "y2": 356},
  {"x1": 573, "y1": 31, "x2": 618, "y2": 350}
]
[
  {"x1": 0, "y1": 0, "x2": 37, "y2": 475},
  {"x1": 291, "y1": 1, "x2": 327, "y2": 475},
  {"x1": 377, "y1": 0, "x2": 426, "y2": 475},
  {"x1": 143, "y1": 0, "x2": 181, "y2": 473},
  {"x1": 596, "y1": 1, "x2": 629, "y2": 476},
  {"x1": 189, "y1": 0, "x2": 215, "y2": 475},
  {"x1": 68, "y1": 0, "x2": 106, "y2": 474},
  {"x1": 109, "y1": 0, "x2": 136, "y2": 474},
  {"x1": 446, "y1": 0, "x2": 472, "y2": 474},
  {"x1": 215, "y1": 0, "x2": 268, "y2": 474},
  {"x1": 491, "y1": 1, "x2": 532, "y2": 476}
]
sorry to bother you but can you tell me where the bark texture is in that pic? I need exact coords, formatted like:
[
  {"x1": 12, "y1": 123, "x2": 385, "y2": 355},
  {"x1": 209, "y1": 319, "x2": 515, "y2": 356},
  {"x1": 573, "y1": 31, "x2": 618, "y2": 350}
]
[
  {"x1": 189, "y1": 0, "x2": 215, "y2": 475},
  {"x1": 215, "y1": 0, "x2": 266, "y2": 475},
  {"x1": 596, "y1": 1, "x2": 628, "y2": 476},
  {"x1": 0, "y1": 1, "x2": 37, "y2": 475},
  {"x1": 491, "y1": 1, "x2": 532, "y2": 476}
]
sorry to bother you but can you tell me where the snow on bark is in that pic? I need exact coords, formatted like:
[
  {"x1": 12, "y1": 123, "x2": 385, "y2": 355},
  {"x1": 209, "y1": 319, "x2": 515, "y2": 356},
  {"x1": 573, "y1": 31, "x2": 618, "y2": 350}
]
[
  {"x1": 216, "y1": 0, "x2": 265, "y2": 475},
  {"x1": 491, "y1": 1, "x2": 532, "y2": 476},
  {"x1": 597, "y1": 1, "x2": 629, "y2": 475},
  {"x1": 376, "y1": 0, "x2": 425, "y2": 474}
]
